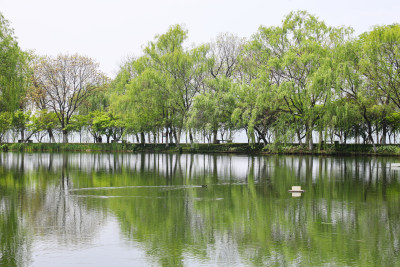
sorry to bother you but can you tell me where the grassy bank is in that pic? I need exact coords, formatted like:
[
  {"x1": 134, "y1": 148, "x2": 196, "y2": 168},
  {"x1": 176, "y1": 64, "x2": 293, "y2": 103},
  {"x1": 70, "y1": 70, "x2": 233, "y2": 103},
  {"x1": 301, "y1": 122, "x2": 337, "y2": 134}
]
[
  {"x1": 0, "y1": 142, "x2": 259, "y2": 153},
  {"x1": 2, "y1": 142, "x2": 400, "y2": 156}
]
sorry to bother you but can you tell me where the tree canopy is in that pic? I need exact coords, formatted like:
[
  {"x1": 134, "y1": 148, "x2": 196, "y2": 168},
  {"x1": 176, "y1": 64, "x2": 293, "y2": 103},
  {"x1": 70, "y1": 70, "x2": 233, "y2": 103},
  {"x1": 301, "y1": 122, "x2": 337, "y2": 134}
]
[
  {"x1": 1, "y1": 11, "x2": 400, "y2": 147},
  {"x1": 0, "y1": 12, "x2": 30, "y2": 112}
]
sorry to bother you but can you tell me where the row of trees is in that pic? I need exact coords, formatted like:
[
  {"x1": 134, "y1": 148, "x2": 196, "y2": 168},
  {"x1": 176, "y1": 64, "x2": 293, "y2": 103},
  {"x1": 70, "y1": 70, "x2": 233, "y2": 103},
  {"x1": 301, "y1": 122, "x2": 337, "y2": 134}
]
[
  {"x1": 1, "y1": 11, "x2": 400, "y2": 151},
  {"x1": 1, "y1": 12, "x2": 109, "y2": 143},
  {"x1": 109, "y1": 11, "x2": 400, "y2": 151},
  {"x1": 0, "y1": 110, "x2": 124, "y2": 144}
]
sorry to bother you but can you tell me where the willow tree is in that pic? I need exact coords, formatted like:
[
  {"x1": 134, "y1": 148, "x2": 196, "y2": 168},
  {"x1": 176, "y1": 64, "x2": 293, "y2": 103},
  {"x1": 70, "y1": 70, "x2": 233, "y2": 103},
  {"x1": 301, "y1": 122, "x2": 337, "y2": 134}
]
[
  {"x1": 109, "y1": 57, "x2": 142, "y2": 142},
  {"x1": 32, "y1": 54, "x2": 107, "y2": 143},
  {"x1": 231, "y1": 82, "x2": 272, "y2": 144},
  {"x1": 0, "y1": 13, "x2": 30, "y2": 112},
  {"x1": 0, "y1": 112, "x2": 11, "y2": 142},
  {"x1": 359, "y1": 24, "x2": 400, "y2": 144},
  {"x1": 189, "y1": 77, "x2": 237, "y2": 143},
  {"x1": 203, "y1": 33, "x2": 245, "y2": 143},
  {"x1": 129, "y1": 62, "x2": 165, "y2": 144},
  {"x1": 326, "y1": 98, "x2": 365, "y2": 144},
  {"x1": 144, "y1": 25, "x2": 208, "y2": 146},
  {"x1": 252, "y1": 11, "x2": 352, "y2": 149},
  {"x1": 231, "y1": 32, "x2": 284, "y2": 145},
  {"x1": 334, "y1": 38, "x2": 383, "y2": 151},
  {"x1": 109, "y1": 55, "x2": 162, "y2": 144}
]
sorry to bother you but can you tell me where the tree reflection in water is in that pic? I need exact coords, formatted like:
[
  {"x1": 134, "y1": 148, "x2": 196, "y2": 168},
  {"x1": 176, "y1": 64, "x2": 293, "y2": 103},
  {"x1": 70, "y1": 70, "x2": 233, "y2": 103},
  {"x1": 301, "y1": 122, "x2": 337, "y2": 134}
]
[
  {"x1": 0, "y1": 152, "x2": 399, "y2": 266},
  {"x1": 0, "y1": 153, "x2": 105, "y2": 266}
]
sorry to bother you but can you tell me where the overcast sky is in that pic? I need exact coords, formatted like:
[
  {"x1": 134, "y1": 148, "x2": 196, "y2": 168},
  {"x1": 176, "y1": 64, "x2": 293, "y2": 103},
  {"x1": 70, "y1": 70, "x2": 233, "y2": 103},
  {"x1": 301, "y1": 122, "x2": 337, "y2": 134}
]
[{"x1": 1, "y1": 0, "x2": 399, "y2": 77}]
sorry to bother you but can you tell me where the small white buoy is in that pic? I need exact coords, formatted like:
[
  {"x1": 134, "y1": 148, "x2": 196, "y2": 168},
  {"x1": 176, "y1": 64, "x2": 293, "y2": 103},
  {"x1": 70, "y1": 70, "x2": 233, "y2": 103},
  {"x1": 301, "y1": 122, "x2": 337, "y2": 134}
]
[
  {"x1": 288, "y1": 186, "x2": 305, "y2": 193},
  {"x1": 288, "y1": 186, "x2": 304, "y2": 197}
]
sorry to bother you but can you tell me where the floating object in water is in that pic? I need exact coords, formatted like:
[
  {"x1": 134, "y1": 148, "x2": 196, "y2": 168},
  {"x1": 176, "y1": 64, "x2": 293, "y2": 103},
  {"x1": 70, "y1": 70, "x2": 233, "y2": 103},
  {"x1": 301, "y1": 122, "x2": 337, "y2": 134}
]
[
  {"x1": 288, "y1": 186, "x2": 305, "y2": 193},
  {"x1": 201, "y1": 185, "x2": 207, "y2": 188},
  {"x1": 289, "y1": 186, "x2": 304, "y2": 197}
]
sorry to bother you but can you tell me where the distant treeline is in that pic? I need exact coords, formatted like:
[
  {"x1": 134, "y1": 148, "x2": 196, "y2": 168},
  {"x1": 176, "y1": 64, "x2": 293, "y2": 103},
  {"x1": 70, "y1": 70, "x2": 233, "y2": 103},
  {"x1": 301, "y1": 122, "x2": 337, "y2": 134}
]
[{"x1": 1, "y1": 11, "x2": 400, "y2": 152}]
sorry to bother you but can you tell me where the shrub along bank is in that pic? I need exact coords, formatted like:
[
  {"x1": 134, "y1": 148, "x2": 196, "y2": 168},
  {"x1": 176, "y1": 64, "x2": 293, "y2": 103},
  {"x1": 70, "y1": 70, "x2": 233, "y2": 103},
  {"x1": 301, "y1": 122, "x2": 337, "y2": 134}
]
[{"x1": 1, "y1": 142, "x2": 400, "y2": 156}]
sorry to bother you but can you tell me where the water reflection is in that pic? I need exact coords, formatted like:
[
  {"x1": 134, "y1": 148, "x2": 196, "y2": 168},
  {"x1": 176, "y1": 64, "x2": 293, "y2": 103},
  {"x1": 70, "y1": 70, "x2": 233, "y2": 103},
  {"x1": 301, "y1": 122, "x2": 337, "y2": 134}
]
[{"x1": 0, "y1": 152, "x2": 399, "y2": 266}]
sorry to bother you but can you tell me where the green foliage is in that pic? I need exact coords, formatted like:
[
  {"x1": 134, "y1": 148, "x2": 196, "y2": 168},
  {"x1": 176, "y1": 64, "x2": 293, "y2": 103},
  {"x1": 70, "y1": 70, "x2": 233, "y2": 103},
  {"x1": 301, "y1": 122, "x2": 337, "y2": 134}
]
[
  {"x1": 104, "y1": 14, "x2": 400, "y2": 149},
  {"x1": 188, "y1": 77, "x2": 237, "y2": 140},
  {"x1": 0, "y1": 144, "x2": 8, "y2": 151},
  {"x1": 0, "y1": 112, "x2": 12, "y2": 142},
  {"x1": 9, "y1": 143, "x2": 25, "y2": 151},
  {"x1": 11, "y1": 110, "x2": 30, "y2": 141},
  {"x1": 78, "y1": 82, "x2": 110, "y2": 115},
  {"x1": 28, "y1": 110, "x2": 59, "y2": 132},
  {"x1": 376, "y1": 145, "x2": 400, "y2": 154},
  {"x1": 1, "y1": 11, "x2": 400, "y2": 149},
  {"x1": 360, "y1": 24, "x2": 400, "y2": 108},
  {"x1": 248, "y1": 11, "x2": 353, "y2": 149},
  {"x1": 85, "y1": 111, "x2": 125, "y2": 143},
  {"x1": 386, "y1": 112, "x2": 400, "y2": 134},
  {"x1": 263, "y1": 143, "x2": 306, "y2": 154},
  {"x1": 66, "y1": 114, "x2": 88, "y2": 133},
  {"x1": 110, "y1": 25, "x2": 210, "y2": 146},
  {"x1": 32, "y1": 54, "x2": 108, "y2": 143},
  {"x1": 0, "y1": 13, "x2": 31, "y2": 112}
]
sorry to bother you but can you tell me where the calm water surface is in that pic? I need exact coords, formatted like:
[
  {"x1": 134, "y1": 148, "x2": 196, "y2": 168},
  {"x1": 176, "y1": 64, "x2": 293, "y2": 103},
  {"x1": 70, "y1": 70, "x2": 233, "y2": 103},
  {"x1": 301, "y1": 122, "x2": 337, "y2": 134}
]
[{"x1": 0, "y1": 152, "x2": 399, "y2": 266}]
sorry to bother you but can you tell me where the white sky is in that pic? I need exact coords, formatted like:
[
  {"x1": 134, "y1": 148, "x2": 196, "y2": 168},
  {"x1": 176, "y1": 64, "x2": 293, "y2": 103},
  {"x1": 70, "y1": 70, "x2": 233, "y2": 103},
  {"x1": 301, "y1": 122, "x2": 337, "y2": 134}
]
[{"x1": 1, "y1": 0, "x2": 399, "y2": 77}]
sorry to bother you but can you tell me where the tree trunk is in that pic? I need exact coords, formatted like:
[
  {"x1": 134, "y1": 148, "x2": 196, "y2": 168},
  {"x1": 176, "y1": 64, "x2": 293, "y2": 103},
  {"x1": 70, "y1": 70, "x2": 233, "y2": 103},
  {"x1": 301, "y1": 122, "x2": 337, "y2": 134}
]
[
  {"x1": 169, "y1": 129, "x2": 174, "y2": 144},
  {"x1": 367, "y1": 122, "x2": 377, "y2": 153},
  {"x1": 318, "y1": 129, "x2": 323, "y2": 149},
  {"x1": 20, "y1": 129, "x2": 25, "y2": 143},
  {"x1": 212, "y1": 129, "x2": 218, "y2": 144},
  {"x1": 62, "y1": 129, "x2": 68, "y2": 143},
  {"x1": 245, "y1": 128, "x2": 249, "y2": 145},
  {"x1": 355, "y1": 129, "x2": 359, "y2": 144},
  {"x1": 140, "y1": 132, "x2": 145, "y2": 145},
  {"x1": 305, "y1": 125, "x2": 310, "y2": 149},
  {"x1": 297, "y1": 130, "x2": 302, "y2": 145},
  {"x1": 173, "y1": 129, "x2": 178, "y2": 145},
  {"x1": 48, "y1": 129, "x2": 56, "y2": 143},
  {"x1": 305, "y1": 124, "x2": 313, "y2": 150},
  {"x1": 375, "y1": 122, "x2": 380, "y2": 144},
  {"x1": 165, "y1": 128, "x2": 169, "y2": 148},
  {"x1": 189, "y1": 129, "x2": 194, "y2": 144},
  {"x1": 176, "y1": 129, "x2": 181, "y2": 148},
  {"x1": 255, "y1": 127, "x2": 268, "y2": 144},
  {"x1": 381, "y1": 119, "x2": 387, "y2": 145}
]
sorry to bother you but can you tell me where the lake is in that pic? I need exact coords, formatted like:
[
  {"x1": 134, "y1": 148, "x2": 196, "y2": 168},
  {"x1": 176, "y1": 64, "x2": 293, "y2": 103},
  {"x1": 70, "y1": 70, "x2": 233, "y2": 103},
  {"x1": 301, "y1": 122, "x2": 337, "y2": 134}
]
[{"x1": 0, "y1": 152, "x2": 399, "y2": 266}]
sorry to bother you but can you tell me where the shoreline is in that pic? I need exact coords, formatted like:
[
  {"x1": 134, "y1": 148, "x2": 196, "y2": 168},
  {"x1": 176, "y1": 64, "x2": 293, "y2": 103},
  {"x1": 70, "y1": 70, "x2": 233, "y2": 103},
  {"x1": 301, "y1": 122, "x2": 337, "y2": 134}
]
[{"x1": 1, "y1": 143, "x2": 400, "y2": 156}]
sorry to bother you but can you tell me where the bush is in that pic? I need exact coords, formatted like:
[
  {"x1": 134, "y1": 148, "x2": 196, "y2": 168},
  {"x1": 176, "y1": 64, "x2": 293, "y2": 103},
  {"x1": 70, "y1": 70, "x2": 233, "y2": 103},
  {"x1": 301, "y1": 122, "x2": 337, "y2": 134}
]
[
  {"x1": 376, "y1": 145, "x2": 400, "y2": 154},
  {"x1": 1, "y1": 144, "x2": 9, "y2": 152},
  {"x1": 263, "y1": 143, "x2": 303, "y2": 154},
  {"x1": 9, "y1": 143, "x2": 25, "y2": 151},
  {"x1": 189, "y1": 143, "x2": 199, "y2": 152}
]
